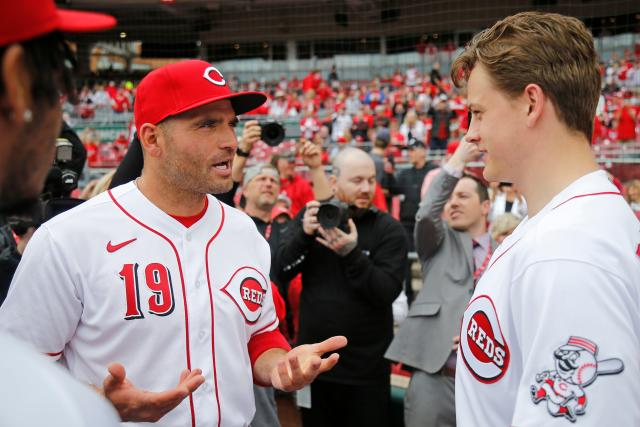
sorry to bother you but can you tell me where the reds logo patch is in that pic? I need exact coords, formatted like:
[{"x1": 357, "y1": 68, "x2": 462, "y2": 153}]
[
  {"x1": 531, "y1": 336, "x2": 624, "y2": 423},
  {"x1": 460, "y1": 295, "x2": 510, "y2": 383},
  {"x1": 221, "y1": 267, "x2": 268, "y2": 324},
  {"x1": 203, "y1": 66, "x2": 226, "y2": 86}
]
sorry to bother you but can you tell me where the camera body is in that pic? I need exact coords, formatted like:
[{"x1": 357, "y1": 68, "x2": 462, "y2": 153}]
[
  {"x1": 260, "y1": 121, "x2": 285, "y2": 147},
  {"x1": 43, "y1": 137, "x2": 79, "y2": 198},
  {"x1": 317, "y1": 200, "x2": 349, "y2": 231}
]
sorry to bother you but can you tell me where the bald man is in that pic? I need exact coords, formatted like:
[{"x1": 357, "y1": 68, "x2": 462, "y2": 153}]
[{"x1": 277, "y1": 148, "x2": 408, "y2": 427}]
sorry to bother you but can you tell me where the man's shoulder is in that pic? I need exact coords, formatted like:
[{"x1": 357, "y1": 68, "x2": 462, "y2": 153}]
[
  {"x1": 518, "y1": 196, "x2": 639, "y2": 278},
  {"x1": 43, "y1": 191, "x2": 118, "y2": 232}
]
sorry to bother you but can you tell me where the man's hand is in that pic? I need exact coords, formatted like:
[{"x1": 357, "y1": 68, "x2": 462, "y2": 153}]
[
  {"x1": 102, "y1": 363, "x2": 204, "y2": 422},
  {"x1": 238, "y1": 120, "x2": 261, "y2": 153},
  {"x1": 270, "y1": 336, "x2": 348, "y2": 392},
  {"x1": 300, "y1": 140, "x2": 323, "y2": 170},
  {"x1": 447, "y1": 136, "x2": 481, "y2": 172},
  {"x1": 316, "y1": 219, "x2": 358, "y2": 257},
  {"x1": 302, "y1": 201, "x2": 321, "y2": 236}
]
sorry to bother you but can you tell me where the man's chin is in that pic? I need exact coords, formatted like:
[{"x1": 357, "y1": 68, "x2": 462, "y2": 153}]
[{"x1": 449, "y1": 221, "x2": 470, "y2": 232}]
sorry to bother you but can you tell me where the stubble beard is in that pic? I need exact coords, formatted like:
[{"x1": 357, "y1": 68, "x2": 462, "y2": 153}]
[{"x1": 164, "y1": 154, "x2": 232, "y2": 197}]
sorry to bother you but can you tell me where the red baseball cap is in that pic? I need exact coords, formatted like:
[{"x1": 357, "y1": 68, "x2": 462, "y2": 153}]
[
  {"x1": 134, "y1": 60, "x2": 267, "y2": 131},
  {"x1": 0, "y1": 0, "x2": 117, "y2": 46}
]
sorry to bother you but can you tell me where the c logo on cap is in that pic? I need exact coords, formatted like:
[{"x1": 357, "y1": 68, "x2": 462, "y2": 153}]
[{"x1": 203, "y1": 66, "x2": 226, "y2": 86}]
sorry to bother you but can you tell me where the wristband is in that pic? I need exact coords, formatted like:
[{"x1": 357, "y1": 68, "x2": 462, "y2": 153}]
[{"x1": 236, "y1": 147, "x2": 250, "y2": 158}]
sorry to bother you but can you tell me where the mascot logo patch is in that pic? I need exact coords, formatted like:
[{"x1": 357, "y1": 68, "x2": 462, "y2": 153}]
[
  {"x1": 531, "y1": 336, "x2": 624, "y2": 423},
  {"x1": 460, "y1": 295, "x2": 510, "y2": 383},
  {"x1": 221, "y1": 267, "x2": 268, "y2": 323}
]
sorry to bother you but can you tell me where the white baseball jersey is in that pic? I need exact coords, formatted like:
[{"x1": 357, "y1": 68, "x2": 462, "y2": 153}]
[
  {"x1": 456, "y1": 170, "x2": 640, "y2": 426},
  {"x1": 0, "y1": 333, "x2": 120, "y2": 427},
  {"x1": 0, "y1": 182, "x2": 288, "y2": 427}
]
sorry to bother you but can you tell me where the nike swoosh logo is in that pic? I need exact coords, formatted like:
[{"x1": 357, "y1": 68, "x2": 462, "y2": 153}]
[{"x1": 107, "y1": 238, "x2": 137, "y2": 253}]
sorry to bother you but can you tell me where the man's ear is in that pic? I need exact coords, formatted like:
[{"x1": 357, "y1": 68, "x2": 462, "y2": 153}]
[
  {"x1": 1, "y1": 44, "x2": 32, "y2": 125},
  {"x1": 481, "y1": 199, "x2": 491, "y2": 217},
  {"x1": 138, "y1": 123, "x2": 163, "y2": 158},
  {"x1": 328, "y1": 174, "x2": 337, "y2": 194},
  {"x1": 523, "y1": 83, "x2": 546, "y2": 129}
]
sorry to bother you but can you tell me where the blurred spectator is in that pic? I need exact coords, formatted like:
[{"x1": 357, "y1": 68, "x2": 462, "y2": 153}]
[
  {"x1": 428, "y1": 94, "x2": 456, "y2": 150},
  {"x1": 300, "y1": 109, "x2": 320, "y2": 140},
  {"x1": 351, "y1": 108, "x2": 372, "y2": 142},
  {"x1": 385, "y1": 138, "x2": 438, "y2": 300},
  {"x1": 370, "y1": 128, "x2": 390, "y2": 183},
  {"x1": 625, "y1": 179, "x2": 640, "y2": 214},
  {"x1": 488, "y1": 182, "x2": 528, "y2": 221},
  {"x1": 613, "y1": 100, "x2": 637, "y2": 143},
  {"x1": 386, "y1": 139, "x2": 491, "y2": 427},
  {"x1": 331, "y1": 103, "x2": 353, "y2": 142},
  {"x1": 328, "y1": 65, "x2": 339, "y2": 88},
  {"x1": 269, "y1": 90, "x2": 289, "y2": 119},
  {"x1": 373, "y1": 104, "x2": 391, "y2": 129},
  {"x1": 400, "y1": 110, "x2": 427, "y2": 143},
  {"x1": 345, "y1": 87, "x2": 362, "y2": 116},
  {"x1": 405, "y1": 64, "x2": 420, "y2": 87},
  {"x1": 490, "y1": 212, "x2": 522, "y2": 244},
  {"x1": 302, "y1": 69, "x2": 322, "y2": 93},
  {"x1": 271, "y1": 150, "x2": 314, "y2": 216},
  {"x1": 277, "y1": 147, "x2": 407, "y2": 427}
]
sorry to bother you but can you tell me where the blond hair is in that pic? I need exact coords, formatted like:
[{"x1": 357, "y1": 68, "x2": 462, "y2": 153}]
[
  {"x1": 451, "y1": 12, "x2": 600, "y2": 140},
  {"x1": 490, "y1": 213, "x2": 522, "y2": 242}
]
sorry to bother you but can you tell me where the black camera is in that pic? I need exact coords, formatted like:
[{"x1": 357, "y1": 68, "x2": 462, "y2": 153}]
[
  {"x1": 317, "y1": 200, "x2": 349, "y2": 230},
  {"x1": 261, "y1": 121, "x2": 285, "y2": 147},
  {"x1": 40, "y1": 121, "x2": 86, "y2": 222}
]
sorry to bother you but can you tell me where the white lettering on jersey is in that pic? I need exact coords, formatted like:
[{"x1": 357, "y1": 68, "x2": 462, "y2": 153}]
[
  {"x1": 221, "y1": 266, "x2": 268, "y2": 324},
  {"x1": 460, "y1": 295, "x2": 510, "y2": 383}
]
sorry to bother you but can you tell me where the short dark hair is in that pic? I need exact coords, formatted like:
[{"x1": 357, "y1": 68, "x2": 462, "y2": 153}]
[
  {"x1": 462, "y1": 174, "x2": 489, "y2": 202},
  {"x1": 0, "y1": 31, "x2": 76, "y2": 106}
]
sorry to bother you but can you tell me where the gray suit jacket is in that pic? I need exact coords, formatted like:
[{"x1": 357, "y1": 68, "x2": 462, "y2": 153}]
[{"x1": 386, "y1": 169, "x2": 495, "y2": 374}]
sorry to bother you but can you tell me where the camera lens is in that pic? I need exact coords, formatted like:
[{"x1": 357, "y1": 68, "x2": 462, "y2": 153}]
[
  {"x1": 317, "y1": 204, "x2": 341, "y2": 229},
  {"x1": 261, "y1": 122, "x2": 285, "y2": 147}
]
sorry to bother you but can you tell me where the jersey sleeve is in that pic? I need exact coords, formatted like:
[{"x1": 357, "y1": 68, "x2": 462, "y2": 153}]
[
  {"x1": 0, "y1": 225, "x2": 83, "y2": 359},
  {"x1": 509, "y1": 260, "x2": 640, "y2": 426}
]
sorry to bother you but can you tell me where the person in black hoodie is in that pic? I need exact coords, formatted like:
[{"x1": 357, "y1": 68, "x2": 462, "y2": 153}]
[{"x1": 277, "y1": 147, "x2": 407, "y2": 427}]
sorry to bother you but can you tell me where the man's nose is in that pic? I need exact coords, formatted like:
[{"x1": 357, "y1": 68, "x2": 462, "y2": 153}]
[
  {"x1": 219, "y1": 127, "x2": 238, "y2": 151},
  {"x1": 465, "y1": 119, "x2": 481, "y2": 145}
]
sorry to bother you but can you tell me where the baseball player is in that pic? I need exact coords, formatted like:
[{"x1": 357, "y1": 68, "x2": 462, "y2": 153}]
[
  {"x1": 450, "y1": 12, "x2": 640, "y2": 426},
  {"x1": 0, "y1": 60, "x2": 347, "y2": 426}
]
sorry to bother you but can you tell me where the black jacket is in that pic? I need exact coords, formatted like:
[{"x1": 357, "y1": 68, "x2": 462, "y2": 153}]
[
  {"x1": 277, "y1": 207, "x2": 407, "y2": 385},
  {"x1": 387, "y1": 162, "x2": 438, "y2": 225}
]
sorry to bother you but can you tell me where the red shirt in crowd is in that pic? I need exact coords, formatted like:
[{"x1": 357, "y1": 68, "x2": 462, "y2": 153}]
[{"x1": 280, "y1": 175, "x2": 315, "y2": 216}]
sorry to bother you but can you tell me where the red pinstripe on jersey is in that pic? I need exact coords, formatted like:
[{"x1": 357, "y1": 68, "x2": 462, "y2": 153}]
[
  {"x1": 488, "y1": 191, "x2": 624, "y2": 272},
  {"x1": 204, "y1": 199, "x2": 225, "y2": 427},
  {"x1": 108, "y1": 189, "x2": 197, "y2": 427}
]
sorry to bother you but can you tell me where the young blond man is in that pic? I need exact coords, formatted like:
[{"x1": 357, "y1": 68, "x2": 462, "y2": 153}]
[{"x1": 451, "y1": 12, "x2": 640, "y2": 426}]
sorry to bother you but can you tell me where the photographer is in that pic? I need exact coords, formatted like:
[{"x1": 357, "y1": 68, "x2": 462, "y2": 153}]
[{"x1": 277, "y1": 147, "x2": 407, "y2": 427}]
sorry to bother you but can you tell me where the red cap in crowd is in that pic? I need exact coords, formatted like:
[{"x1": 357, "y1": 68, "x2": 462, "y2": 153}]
[
  {"x1": 0, "y1": 0, "x2": 116, "y2": 46},
  {"x1": 134, "y1": 60, "x2": 267, "y2": 131}
]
